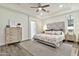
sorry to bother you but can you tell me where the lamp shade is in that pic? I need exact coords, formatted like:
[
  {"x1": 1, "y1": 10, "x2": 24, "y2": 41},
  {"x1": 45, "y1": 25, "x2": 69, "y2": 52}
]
[{"x1": 43, "y1": 24, "x2": 47, "y2": 31}]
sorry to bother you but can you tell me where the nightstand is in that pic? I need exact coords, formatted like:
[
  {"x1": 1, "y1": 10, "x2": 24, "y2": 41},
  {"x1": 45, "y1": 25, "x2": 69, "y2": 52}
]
[{"x1": 65, "y1": 33, "x2": 76, "y2": 42}]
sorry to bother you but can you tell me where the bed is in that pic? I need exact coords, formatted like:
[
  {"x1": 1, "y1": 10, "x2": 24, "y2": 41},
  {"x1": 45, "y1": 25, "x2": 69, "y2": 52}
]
[
  {"x1": 33, "y1": 30, "x2": 65, "y2": 48},
  {"x1": 33, "y1": 22, "x2": 65, "y2": 48}
]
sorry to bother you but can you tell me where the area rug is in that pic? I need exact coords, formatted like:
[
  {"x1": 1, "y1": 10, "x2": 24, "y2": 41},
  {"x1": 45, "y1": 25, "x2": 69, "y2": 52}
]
[{"x1": 19, "y1": 41, "x2": 73, "y2": 56}]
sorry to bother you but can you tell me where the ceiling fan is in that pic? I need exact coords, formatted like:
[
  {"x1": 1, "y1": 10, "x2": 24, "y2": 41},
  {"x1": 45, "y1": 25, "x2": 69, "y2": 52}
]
[{"x1": 31, "y1": 3, "x2": 50, "y2": 12}]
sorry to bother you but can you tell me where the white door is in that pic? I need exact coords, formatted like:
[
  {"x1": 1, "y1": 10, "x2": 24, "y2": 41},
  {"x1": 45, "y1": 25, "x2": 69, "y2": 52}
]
[{"x1": 30, "y1": 21, "x2": 36, "y2": 41}]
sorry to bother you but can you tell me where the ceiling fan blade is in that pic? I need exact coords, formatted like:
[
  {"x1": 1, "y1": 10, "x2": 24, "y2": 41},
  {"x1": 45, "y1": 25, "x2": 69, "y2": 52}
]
[
  {"x1": 31, "y1": 7, "x2": 38, "y2": 8},
  {"x1": 42, "y1": 8, "x2": 49, "y2": 13},
  {"x1": 36, "y1": 9, "x2": 39, "y2": 12},
  {"x1": 42, "y1": 9, "x2": 46, "y2": 12},
  {"x1": 42, "y1": 5, "x2": 50, "y2": 8}
]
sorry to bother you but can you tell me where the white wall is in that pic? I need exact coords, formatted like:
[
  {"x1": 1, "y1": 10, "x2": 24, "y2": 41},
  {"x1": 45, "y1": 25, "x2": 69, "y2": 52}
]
[
  {"x1": 43, "y1": 11, "x2": 79, "y2": 42},
  {"x1": 0, "y1": 6, "x2": 42, "y2": 46}
]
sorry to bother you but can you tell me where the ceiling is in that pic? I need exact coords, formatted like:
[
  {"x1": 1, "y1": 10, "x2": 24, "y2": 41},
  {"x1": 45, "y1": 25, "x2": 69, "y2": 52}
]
[{"x1": 0, "y1": 3, "x2": 79, "y2": 19}]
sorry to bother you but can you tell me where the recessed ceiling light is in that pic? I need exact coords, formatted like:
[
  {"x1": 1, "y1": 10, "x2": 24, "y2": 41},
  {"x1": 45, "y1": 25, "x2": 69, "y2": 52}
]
[{"x1": 59, "y1": 5, "x2": 63, "y2": 8}]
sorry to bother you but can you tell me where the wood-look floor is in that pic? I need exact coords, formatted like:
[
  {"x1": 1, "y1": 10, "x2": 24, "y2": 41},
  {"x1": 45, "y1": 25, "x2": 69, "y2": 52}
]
[
  {"x1": 0, "y1": 43, "x2": 33, "y2": 56},
  {"x1": 0, "y1": 41, "x2": 79, "y2": 56}
]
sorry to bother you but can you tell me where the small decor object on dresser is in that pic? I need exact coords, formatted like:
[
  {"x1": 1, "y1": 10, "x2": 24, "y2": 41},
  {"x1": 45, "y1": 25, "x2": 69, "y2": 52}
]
[
  {"x1": 6, "y1": 25, "x2": 10, "y2": 28},
  {"x1": 17, "y1": 23, "x2": 21, "y2": 27}
]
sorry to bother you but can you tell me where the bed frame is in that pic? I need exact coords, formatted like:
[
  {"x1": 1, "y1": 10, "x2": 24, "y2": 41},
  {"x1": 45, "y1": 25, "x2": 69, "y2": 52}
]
[{"x1": 35, "y1": 39, "x2": 63, "y2": 48}]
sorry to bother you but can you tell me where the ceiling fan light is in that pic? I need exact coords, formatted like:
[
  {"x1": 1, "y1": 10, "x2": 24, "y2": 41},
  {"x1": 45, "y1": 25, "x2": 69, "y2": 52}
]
[{"x1": 38, "y1": 8, "x2": 42, "y2": 10}]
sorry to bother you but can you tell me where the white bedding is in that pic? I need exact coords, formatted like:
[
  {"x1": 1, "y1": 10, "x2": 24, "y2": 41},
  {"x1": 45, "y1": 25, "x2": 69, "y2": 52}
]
[{"x1": 33, "y1": 33, "x2": 65, "y2": 47}]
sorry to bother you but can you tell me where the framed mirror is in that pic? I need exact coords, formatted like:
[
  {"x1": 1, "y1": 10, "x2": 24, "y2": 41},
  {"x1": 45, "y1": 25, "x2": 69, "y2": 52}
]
[{"x1": 67, "y1": 15, "x2": 74, "y2": 32}]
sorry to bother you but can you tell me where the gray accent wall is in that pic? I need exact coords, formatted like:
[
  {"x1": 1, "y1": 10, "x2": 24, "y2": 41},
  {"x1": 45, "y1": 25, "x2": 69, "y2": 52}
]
[{"x1": 47, "y1": 22, "x2": 65, "y2": 32}]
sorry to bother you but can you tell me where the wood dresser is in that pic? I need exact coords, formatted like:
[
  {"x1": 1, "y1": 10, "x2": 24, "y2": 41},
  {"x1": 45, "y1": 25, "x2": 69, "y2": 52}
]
[{"x1": 5, "y1": 27, "x2": 22, "y2": 45}]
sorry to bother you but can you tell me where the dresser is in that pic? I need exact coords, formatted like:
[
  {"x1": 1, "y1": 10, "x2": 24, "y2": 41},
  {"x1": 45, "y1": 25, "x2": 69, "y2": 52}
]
[
  {"x1": 5, "y1": 27, "x2": 22, "y2": 44},
  {"x1": 65, "y1": 33, "x2": 76, "y2": 42}
]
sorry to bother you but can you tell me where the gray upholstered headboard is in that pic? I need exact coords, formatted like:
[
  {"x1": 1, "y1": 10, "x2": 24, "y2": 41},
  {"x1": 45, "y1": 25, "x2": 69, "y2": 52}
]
[{"x1": 47, "y1": 22, "x2": 65, "y2": 32}]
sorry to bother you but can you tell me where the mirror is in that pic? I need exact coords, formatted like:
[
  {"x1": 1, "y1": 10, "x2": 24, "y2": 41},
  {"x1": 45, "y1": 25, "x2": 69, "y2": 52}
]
[{"x1": 67, "y1": 15, "x2": 74, "y2": 32}]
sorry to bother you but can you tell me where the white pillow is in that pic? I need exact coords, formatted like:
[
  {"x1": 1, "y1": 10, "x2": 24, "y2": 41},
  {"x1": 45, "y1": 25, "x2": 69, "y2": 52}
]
[
  {"x1": 45, "y1": 31, "x2": 52, "y2": 34},
  {"x1": 45, "y1": 31, "x2": 63, "y2": 35},
  {"x1": 52, "y1": 31, "x2": 62, "y2": 35}
]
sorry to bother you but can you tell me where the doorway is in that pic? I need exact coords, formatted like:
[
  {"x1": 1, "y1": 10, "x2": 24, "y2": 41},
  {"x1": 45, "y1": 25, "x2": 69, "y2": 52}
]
[{"x1": 30, "y1": 21, "x2": 37, "y2": 41}]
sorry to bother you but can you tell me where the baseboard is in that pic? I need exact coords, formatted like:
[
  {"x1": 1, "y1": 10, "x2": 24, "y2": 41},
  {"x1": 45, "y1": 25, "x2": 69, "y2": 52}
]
[{"x1": 20, "y1": 39, "x2": 30, "y2": 42}]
